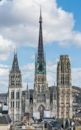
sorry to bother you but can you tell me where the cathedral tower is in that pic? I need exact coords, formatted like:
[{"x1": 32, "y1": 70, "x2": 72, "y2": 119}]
[
  {"x1": 8, "y1": 52, "x2": 22, "y2": 122},
  {"x1": 34, "y1": 9, "x2": 47, "y2": 94},
  {"x1": 57, "y1": 55, "x2": 72, "y2": 119},
  {"x1": 33, "y1": 9, "x2": 50, "y2": 119}
]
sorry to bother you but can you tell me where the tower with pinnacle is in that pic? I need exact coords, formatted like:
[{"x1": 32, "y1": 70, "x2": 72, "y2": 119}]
[
  {"x1": 33, "y1": 9, "x2": 51, "y2": 119},
  {"x1": 24, "y1": 9, "x2": 57, "y2": 118},
  {"x1": 8, "y1": 52, "x2": 22, "y2": 122},
  {"x1": 34, "y1": 9, "x2": 47, "y2": 94},
  {"x1": 57, "y1": 55, "x2": 72, "y2": 119}
]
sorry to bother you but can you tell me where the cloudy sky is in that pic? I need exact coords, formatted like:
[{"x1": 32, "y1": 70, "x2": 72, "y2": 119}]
[{"x1": 0, "y1": 0, "x2": 81, "y2": 93}]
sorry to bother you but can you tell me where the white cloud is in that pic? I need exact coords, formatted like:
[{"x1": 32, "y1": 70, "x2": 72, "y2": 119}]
[
  {"x1": 0, "y1": 66, "x2": 8, "y2": 77},
  {"x1": 0, "y1": 0, "x2": 6, "y2": 6},
  {"x1": 47, "y1": 62, "x2": 57, "y2": 86},
  {"x1": 0, "y1": 35, "x2": 15, "y2": 60},
  {"x1": 73, "y1": 33, "x2": 81, "y2": 46},
  {"x1": 0, "y1": 0, "x2": 81, "y2": 47},
  {"x1": 72, "y1": 68, "x2": 81, "y2": 87},
  {"x1": 21, "y1": 63, "x2": 35, "y2": 89},
  {"x1": 0, "y1": 64, "x2": 9, "y2": 93}
]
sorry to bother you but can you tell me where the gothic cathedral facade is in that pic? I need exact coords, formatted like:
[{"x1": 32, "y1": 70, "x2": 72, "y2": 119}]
[{"x1": 8, "y1": 10, "x2": 72, "y2": 122}]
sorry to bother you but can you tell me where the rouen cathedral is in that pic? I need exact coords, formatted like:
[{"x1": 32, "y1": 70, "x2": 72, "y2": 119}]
[{"x1": 8, "y1": 10, "x2": 72, "y2": 122}]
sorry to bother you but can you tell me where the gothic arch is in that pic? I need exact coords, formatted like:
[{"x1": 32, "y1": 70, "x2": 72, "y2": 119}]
[{"x1": 38, "y1": 104, "x2": 45, "y2": 119}]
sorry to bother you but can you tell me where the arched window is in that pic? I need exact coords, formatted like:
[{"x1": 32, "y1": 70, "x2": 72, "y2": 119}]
[{"x1": 38, "y1": 105, "x2": 45, "y2": 119}]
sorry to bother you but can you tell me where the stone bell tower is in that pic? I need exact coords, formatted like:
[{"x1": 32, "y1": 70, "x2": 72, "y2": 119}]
[
  {"x1": 57, "y1": 55, "x2": 72, "y2": 119},
  {"x1": 8, "y1": 52, "x2": 22, "y2": 122}
]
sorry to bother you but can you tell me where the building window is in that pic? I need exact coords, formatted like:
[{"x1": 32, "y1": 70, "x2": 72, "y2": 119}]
[
  {"x1": 16, "y1": 114, "x2": 20, "y2": 121},
  {"x1": 16, "y1": 92, "x2": 20, "y2": 99},
  {"x1": 38, "y1": 85, "x2": 40, "y2": 92},
  {"x1": 13, "y1": 101, "x2": 14, "y2": 108},
  {"x1": 11, "y1": 91, "x2": 14, "y2": 99},
  {"x1": 16, "y1": 101, "x2": 20, "y2": 109},
  {"x1": 18, "y1": 101, "x2": 20, "y2": 109},
  {"x1": 16, "y1": 101, "x2": 17, "y2": 108},
  {"x1": 11, "y1": 101, "x2": 14, "y2": 108},
  {"x1": 11, "y1": 101, "x2": 12, "y2": 108}
]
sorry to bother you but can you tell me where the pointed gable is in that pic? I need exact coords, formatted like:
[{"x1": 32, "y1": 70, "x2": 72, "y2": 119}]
[{"x1": 11, "y1": 52, "x2": 20, "y2": 72}]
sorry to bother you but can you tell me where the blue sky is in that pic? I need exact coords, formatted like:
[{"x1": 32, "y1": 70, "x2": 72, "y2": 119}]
[
  {"x1": 0, "y1": 0, "x2": 81, "y2": 93},
  {"x1": 55, "y1": 0, "x2": 81, "y2": 67},
  {"x1": 57, "y1": 0, "x2": 81, "y2": 31}
]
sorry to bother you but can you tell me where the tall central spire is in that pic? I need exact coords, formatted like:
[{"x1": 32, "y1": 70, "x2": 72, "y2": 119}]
[
  {"x1": 35, "y1": 8, "x2": 46, "y2": 75},
  {"x1": 38, "y1": 8, "x2": 44, "y2": 61},
  {"x1": 34, "y1": 8, "x2": 47, "y2": 95}
]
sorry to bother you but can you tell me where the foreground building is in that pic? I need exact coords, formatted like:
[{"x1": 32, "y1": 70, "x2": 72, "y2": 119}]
[
  {"x1": 8, "y1": 53, "x2": 22, "y2": 122},
  {"x1": 57, "y1": 55, "x2": 72, "y2": 119}
]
